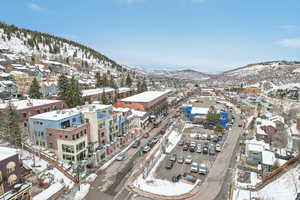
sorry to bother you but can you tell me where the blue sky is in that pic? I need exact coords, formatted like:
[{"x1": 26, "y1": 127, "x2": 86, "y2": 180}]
[{"x1": 1, "y1": 0, "x2": 300, "y2": 72}]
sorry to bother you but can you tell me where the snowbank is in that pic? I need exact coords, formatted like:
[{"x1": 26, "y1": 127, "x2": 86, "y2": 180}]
[
  {"x1": 86, "y1": 173, "x2": 97, "y2": 183},
  {"x1": 74, "y1": 184, "x2": 90, "y2": 200},
  {"x1": 33, "y1": 183, "x2": 64, "y2": 200},
  {"x1": 233, "y1": 165, "x2": 300, "y2": 200},
  {"x1": 166, "y1": 131, "x2": 182, "y2": 153},
  {"x1": 21, "y1": 151, "x2": 49, "y2": 173}
]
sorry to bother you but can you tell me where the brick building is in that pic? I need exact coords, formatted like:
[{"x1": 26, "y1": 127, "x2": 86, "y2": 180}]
[
  {"x1": 0, "y1": 99, "x2": 66, "y2": 127},
  {"x1": 113, "y1": 91, "x2": 169, "y2": 117}
]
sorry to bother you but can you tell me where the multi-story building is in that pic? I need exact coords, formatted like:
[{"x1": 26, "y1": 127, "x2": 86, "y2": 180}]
[
  {"x1": 82, "y1": 88, "x2": 115, "y2": 103},
  {"x1": 28, "y1": 109, "x2": 89, "y2": 163},
  {"x1": 0, "y1": 147, "x2": 32, "y2": 200},
  {"x1": 0, "y1": 99, "x2": 67, "y2": 128},
  {"x1": 114, "y1": 91, "x2": 169, "y2": 117}
]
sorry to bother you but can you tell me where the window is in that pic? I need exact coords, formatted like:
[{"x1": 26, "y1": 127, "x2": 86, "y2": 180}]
[
  {"x1": 0, "y1": 184, "x2": 4, "y2": 195},
  {"x1": 84, "y1": 129, "x2": 87, "y2": 134},
  {"x1": 24, "y1": 122, "x2": 27, "y2": 127},
  {"x1": 62, "y1": 154, "x2": 74, "y2": 161},
  {"x1": 6, "y1": 162, "x2": 16, "y2": 174},
  {"x1": 36, "y1": 110, "x2": 40, "y2": 114},
  {"x1": 76, "y1": 141, "x2": 86, "y2": 152},
  {"x1": 72, "y1": 135, "x2": 75, "y2": 140},
  {"x1": 65, "y1": 135, "x2": 68, "y2": 139},
  {"x1": 49, "y1": 133, "x2": 52, "y2": 136},
  {"x1": 40, "y1": 132, "x2": 44, "y2": 137},
  {"x1": 62, "y1": 144, "x2": 74, "y2": 153},
  {"x1": 76, "y1": 134, "x2": 79, "y2": 139},
  {"x1": 72, "y1": 118, "x2": 76, "y2": 122},
  {"x1": 49, "y1": 143, "x2": 53, "y2": 148},
  {"x1": 23, "y1": 113, "x2": 27, "y2": 118}
]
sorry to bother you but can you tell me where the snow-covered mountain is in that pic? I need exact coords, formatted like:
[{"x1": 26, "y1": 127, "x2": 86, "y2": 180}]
[
  {"x1": 0, "y1": 22, "x2": 129, "y2": 77},
  {"x1": 131, "y1": 68, "x2": 212, "y2": 81},
  {"x1": 206, "y1": 61, "x2": 300, "y2": 91}
]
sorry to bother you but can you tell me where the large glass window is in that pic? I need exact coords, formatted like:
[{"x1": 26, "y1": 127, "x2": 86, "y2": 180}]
[
  {"x1": 62, "y1": 144, "x2": 74, "y2": 153},
  {"x1": 61, "y1": 120, "x2": 70, "y2": 129},
  {"x1": 63, "y1": 154, "x2": 74, "y2": 161},
  {"x1": 76, "y1": 142, "x2": 86, "y2": 152}
]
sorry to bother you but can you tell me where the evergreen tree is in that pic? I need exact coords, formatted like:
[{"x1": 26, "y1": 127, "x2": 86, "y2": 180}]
[
  {"x1": 103, "y1": 74, "x2": 108, "y2": 87},
  {"x1": 57, "y1": 74, "x2": 69, "y2": 101},
  {"x1": 141, "y1": 79, "x2": 147, "y2": 92},
  {"x1": 207, "y1": 106, "x2": 220, "y2": 124},
  {"x1": 137, "y1": 81, "x2": 141, "y2": 92},
  {"x1": 1, "y1": 102, "x2": 22, "y2": 146},
  {"x1": 29, "y1": 77, "x2": 42, "y2": 99},
  {"x1": 101, "y1": 89, "x2": 107, "y2": 104},
  {"x1": 126, "y1": 73, "x2": 132, "y2": 87},
  {"x1": 95, "y1": 72, "x2": 102, "y2": 88},
  {"x1": 66, "y1": 76, "x2": 82, "y2": 107},
  {"x1": 109, "y1": 75, "x2": 117, "y2": 89}
]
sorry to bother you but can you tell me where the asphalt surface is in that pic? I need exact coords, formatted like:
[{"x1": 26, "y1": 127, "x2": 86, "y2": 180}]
[{"x1": 86, "y1": 108, "x2": 179, "y2": 200}]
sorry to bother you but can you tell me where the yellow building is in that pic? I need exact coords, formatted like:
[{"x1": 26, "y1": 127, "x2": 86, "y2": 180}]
[
  {"x1": 10, "y1": 71, "x2": 34, "y2": 94},
  {"x1": 243, "y1": 87, "x2": 261, "y2": 94}
]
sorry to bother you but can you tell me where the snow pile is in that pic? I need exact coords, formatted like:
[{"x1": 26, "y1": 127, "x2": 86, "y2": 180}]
[
  {"x1": 33, "y1": 182, "x2": 64, "y2": 200},
  {"x1": 166, "y1": 131, "x2": 182, "y2": 153},
  {"x1": 74, "y1": 184, "x2": 90, "y2": 200},
  {"x1": 86, "y1": 173, "x2": 97, "y2": 183},
  {"x1": 233, "y1": 165, "x2": 300, "y2": 200}
]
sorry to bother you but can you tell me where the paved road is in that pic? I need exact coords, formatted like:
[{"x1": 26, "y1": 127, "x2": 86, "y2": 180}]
[
  {"x1": 188, "y1": 115, "x2": 243, "y2": 200},
  {"x1": 86, "y1": 109, "x2": 178, "y2": 200}
]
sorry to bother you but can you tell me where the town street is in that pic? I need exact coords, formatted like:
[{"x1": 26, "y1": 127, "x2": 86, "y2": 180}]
[{"x1": 86, "y1": 108, "x2": 179, "y2": 200}]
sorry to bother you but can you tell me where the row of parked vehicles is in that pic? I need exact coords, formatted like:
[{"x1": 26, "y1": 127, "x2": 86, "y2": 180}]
[
  {"x1": 165, "y1": 153, "x2": 208, "y2": 175},
  {"x1": 142, "y1": 135, "x2": 161, "y2": 153},
  {"x1": 179, "y1": 140, "x2": 221, "y2": 155}
]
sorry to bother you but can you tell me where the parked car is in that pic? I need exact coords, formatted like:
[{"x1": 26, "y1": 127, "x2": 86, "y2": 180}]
[
  {"x1": 212, "y1": 136, "x2": 219, "y2": 143},
  {"x1": 207, "y1": 135, "x2": 211, "y2": 141},
  {"x1": 116, "y1": 153, "x2": 125, "y2": 161},
  {"x1": 203, "y1": 146, "x2": 208, "y2": 154},
  {"x1": 178, "y1": 140, "x2": 184, "y2": 146},
  {"x1": 196, "y1": 145, "x2": 202, "y2": 153},
  {"x1": 198, "y1": 163, "x2": 207, "y2": 175},
  {"x1": 143, "y1": 146, "x2": 151, "y2": 153},
  {"x1": 169, "y1": 153, "x2": 177, "y2": 162},
  {"x1": 190, "y1": 145, "x2": 196, "y2": 152},
  {"x1": 190, "y1": 141, "x2": 197, "y2": 147},
  {"x1": 216, "y1": 144, "x2": 222, "y2": 152},
  {"x1": 185, "y1": 155, "x2": 193, "y2": 164},
  {"x1": 152, "y1": 136, "x2": 160, "y2": 144},
  {"x1": 190, "y1": 162, "x2": 199, "y2": 173},
  {"x1": 183, "y1": 145, "x2": 189, "y2": 151},
  {"x1": 202, "y1": 134, "x2": 208, "y2": 140},
  {"x1": 132, "y1": 140, "x2": 140, "y2": 148},
  {"x1": 177, "y1": 156, "x2": 184, "y2": 164},
  {"x1": 209, "y1": 146, "x2": 216, "y2": 155},
  {"x1": 165, "y1": 160, "x2": 174, "y2": 169}
]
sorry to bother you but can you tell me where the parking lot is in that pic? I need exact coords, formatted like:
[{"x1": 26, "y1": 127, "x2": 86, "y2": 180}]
[{"x1": 156, "y1": 126, "x2": 225, "y2": 182}]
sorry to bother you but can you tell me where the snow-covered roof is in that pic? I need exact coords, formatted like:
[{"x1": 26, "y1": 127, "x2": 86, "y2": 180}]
[
  {"x1": 131, "y1": 109, "x2": 146, "y2": 117},
  {"x1": 0, "y1": 71, "x2": 10, "y2": 77},
  {"x1": 121, "y1": 91, "x2": 169, "y2": 103},
  {"x1": 80, "y1": 104, "x2": 112, "y2": 113},
  {"x1": 30, "y1": 108, "x2": 81, "y2": 121},
  {"x1": 245, "y1": 139, "x2": 270, "y2": 152},
  {"x1": 0, "y1": 147, "x2": 17, "y2": 161},
  {"x1": 0, "y1": 99, "x2": 62, "y2": 110},
  {"x1": 118, "y1": 87, "x2": 131, "y2": 93},
  {"x1": 82, "y1": 88, "x2": 115, "y2": 97},
  {"x1": 113, "y1": 107, "x2": 130, "y2": 112},
  {"x1": 191, "y1": 107, "x2": 209, "y2": 115},
  {"x1": 262, "y1": 150, "x2": 276, "y2": 166}
]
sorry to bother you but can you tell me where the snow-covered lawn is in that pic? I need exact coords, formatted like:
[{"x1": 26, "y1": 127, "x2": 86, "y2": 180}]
[
  {"x1": 233, "y1": 165, "x2": 300, "y2": 200},
  {"x1": 33, "y1": 182, "x2": 64, "y2": 200},
  {"x1": 133, "y1": 130, "x2": 198, "y2": 196}
]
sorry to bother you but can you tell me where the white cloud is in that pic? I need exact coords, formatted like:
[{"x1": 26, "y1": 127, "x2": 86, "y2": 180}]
[
  {"x1": 280, "y1": 25, "x2": 297, "y2": 33},
  {"x1": 278, "y1": 38, "x2": 300, "y2": 48},
  {"x1": 28, "y1": 2, "x2": 43, "y2": 12}
]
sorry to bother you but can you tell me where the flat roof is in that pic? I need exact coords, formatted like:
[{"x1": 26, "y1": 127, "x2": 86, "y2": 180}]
[
  {"x1": 30, "y1": 108, "x2": 81, "y2": 121},
  {"x1": 121, "y1": 91, "x2": 169, "y2": 103},
  {"x1": 0, "y1": 147, "x2": 17, "y2": 161},
  {"x1": 82, "y1": 88, "x2": 115, "y2": 97},
  {"x1": 191, "y1": 107, "x2": 210, "y2": 115},
  {"x1": 0, "y1": 99, "x2": 62, "y2": 110}
]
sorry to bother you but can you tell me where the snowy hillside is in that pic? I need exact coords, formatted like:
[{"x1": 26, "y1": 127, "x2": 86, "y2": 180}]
[
  {"x1": 0, "y1": 22, "x2": 128, "y2": 77},
  {"x1": 206, "y1": 61, "x2": 300, "y2": 90}
]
